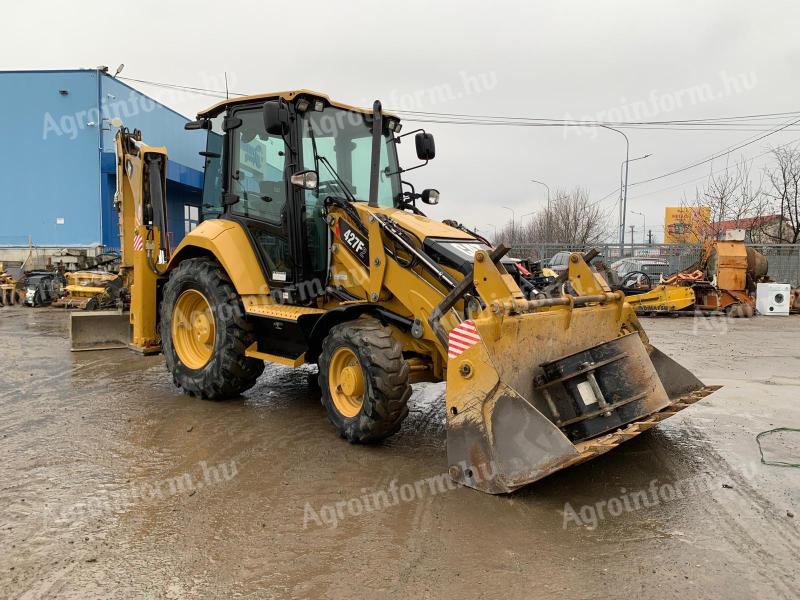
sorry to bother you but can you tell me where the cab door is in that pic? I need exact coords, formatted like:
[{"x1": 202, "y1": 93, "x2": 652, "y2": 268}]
[{"x1": 225, "y1": 107, "x2": 296, "y2": 286}]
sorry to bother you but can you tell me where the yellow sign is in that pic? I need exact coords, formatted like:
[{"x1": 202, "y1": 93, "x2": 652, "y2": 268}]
[{"x1": 664, "y1": 206, "x2": 710, "y2": 243}]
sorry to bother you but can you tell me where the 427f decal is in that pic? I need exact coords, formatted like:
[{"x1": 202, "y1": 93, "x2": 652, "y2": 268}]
[{"x1": 336, "y1": 221, "x2": 369, "y2": 266}]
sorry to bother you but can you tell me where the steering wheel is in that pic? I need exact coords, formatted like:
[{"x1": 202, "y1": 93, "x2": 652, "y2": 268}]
[{"x1": 621, "y1": 271, "x2": 652, "y2": 290}]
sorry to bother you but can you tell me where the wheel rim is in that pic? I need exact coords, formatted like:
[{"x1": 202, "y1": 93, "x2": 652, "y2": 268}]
[
  {"x1": 329, "y1": 346, "x2": 365, "y2": 418},
  {"x1": 172, "y1": 289, "x2": 216, "y2": 370}
]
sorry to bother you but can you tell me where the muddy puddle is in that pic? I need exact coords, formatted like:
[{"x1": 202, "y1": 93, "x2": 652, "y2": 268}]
[{"x1": 1, "y1": 307, "x2": 798, "y2": 599}]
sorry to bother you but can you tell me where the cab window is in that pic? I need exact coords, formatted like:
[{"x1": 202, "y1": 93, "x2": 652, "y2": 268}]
[{"x1": 229, "y1": 110, "x2": 287, "y2": 224}]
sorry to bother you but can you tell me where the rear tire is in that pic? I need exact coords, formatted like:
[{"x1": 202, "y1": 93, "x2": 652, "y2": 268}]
[
  {"x1": 318, "y1": 318, "x2": 411, "y2": 443},
  {"x1": 161, "y1": 257, "x2": 264, "y2": 399}
]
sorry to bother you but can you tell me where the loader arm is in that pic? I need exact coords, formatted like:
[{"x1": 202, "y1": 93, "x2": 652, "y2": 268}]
[{"x1": 328, "y1": 201, "x2": 717, "y2": 493}]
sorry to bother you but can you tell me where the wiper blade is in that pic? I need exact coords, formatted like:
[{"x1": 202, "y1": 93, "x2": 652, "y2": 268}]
[
  {"x1": 307, "y1": 119, "x2": 356, "y2": 201},
  {"x1": 318, "y1": 156, "x2": 356, "y2": 202}
]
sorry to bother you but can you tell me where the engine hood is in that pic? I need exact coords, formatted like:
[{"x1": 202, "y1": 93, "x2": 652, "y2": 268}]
[
  {"x1": 371, "y1": 207, "x2": 515, "y2": 276},
  {"x1": 376, "y1": 207, "x2": 475, "y2": 241}
]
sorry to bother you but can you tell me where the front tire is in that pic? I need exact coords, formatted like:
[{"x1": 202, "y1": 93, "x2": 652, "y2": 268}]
[
  {"x1": 161, "y1": 257, "x2": 264, "y2": 399},
  {"x1": 318, "y1": 318, "x2": 411, "y2": 443}
]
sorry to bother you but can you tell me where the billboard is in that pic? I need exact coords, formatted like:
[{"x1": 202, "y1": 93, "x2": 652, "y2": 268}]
[{"x1": 664, "y1": 206, "x2": 711, "y2": 243}]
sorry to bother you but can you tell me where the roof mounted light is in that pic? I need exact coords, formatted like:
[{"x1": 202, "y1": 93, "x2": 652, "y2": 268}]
[
  {"x1": 295, "y1": 98, "x2": 310, "y2": 112},
  {"x1": 313, "y1": 99, "x2": 324, "y2": 112},
  {"x1": 387, "y1": 120, "x2": 402, "y2": 133}
]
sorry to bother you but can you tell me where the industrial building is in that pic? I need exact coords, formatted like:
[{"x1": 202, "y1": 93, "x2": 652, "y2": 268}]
[{"x1": 0, "y1": 68, "x2": 205, "y2": 266}]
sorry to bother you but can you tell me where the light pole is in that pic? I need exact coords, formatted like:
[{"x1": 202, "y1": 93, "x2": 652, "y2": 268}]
[
  {"x1": 530, "y1": 179, "x2": 551, "y2": 242},
  {"x1": 620, "y1": 154, "x2": 651, "y2": 248},
  {"x1": 598, "y1": 125, "x2": 630, "y2": 256},
  {"x1": 502, "y1": 206, "x2": 516, "y2": 247},
  {"x1": 631, "y1": 210, "x2": 646, "y2": 244}
]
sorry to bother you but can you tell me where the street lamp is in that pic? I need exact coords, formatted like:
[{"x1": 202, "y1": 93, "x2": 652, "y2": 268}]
[
  {"x1": 598, "y1": 125, "x2": 629, "y2": 255},
  {"x1": 620, "y1": 154, "x2": 651, "y2": 190},
  {"x1": 502, "y1": 206, "x2": 516, "y2": 246},
  {"x1": 631, "y1": 210, "x2": 646, "y2": 244},
  {"x1": 530, "y1": 179, "x2": 551, "y2": 242},
  {"x1": 621, "y1": 154, "x2": 652, "y2": 248}
]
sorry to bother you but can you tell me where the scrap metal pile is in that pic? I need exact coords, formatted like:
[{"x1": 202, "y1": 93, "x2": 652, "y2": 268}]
[
  {"x1": 670, "y1": 240, "x2": 768, "y2": 317},
  {"x1": 51, "y1": 271, "x2": 123, "y2": 310},
  {"x1": 0, "y1": 267, "x2": 126, "y2": 311},
  {"x1": 598, "y1": 239, "x2": 770, "y2": 317},
  {"x1": 0, "y1": 269, "x2": 22, "y2": 306}
]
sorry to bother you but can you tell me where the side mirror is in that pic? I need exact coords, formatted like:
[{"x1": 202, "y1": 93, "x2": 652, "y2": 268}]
[
  {"x1": 290, "y1": 169, "x2": 318, "y2": 190},
  {"x1": 263, "y1": 100, "x2": 290, "y2": 136},
  {"x1": 184, "y1": 118, "x2": 209, "y2": 131},
  {"x1": 415, "y1": 132, "x2": 435, "y2": 161},
  {"x1": 420, "y1": 189, "x2": 439, "y2": 205}
]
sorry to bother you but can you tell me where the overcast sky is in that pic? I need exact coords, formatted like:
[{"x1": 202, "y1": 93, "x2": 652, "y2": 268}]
[{"x1": 4, "y1": 0, "x2": 800, "y2": 242}]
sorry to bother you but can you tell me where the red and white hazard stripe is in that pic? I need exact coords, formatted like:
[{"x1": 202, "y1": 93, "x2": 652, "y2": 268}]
[
  {"x1": 447, "y1": 320, "x2": 481, "y2": 360},
  {"x1": 133, "y1": 233, "x2": 144, "y2": 251}
]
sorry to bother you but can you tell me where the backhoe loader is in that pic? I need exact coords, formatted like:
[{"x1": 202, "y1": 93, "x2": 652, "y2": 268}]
[{"x1": 72, "y1": 90, "x2": 718, "y2": 494}]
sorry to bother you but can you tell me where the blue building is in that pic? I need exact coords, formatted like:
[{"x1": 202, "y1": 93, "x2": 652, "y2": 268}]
[{"x1": 0, "y1": 69, "x2": 206, "y2": 252}]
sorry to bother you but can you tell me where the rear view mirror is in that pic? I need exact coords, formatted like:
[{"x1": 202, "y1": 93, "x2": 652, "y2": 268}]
[
  {"x1": 263, "y1": 100, "x2": 290, "y2": 136},
  {"x1": 415, "y1": 132, "x2": 435, "y2": 161},
  {"x1": 290, "y1": 169, "x2": 319, "y2": 190}
]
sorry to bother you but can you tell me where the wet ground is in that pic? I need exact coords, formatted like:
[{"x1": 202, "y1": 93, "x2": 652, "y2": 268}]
[{"x1": 1, "y1": 306, "x2": 798, "y2": 599}]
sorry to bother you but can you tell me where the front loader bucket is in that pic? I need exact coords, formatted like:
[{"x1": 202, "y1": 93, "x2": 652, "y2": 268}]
[
  {"x1": 70, "y1": 310, "x2": 130, "y2": 351},
  {"x1": 444, "y1": 302, "x2": 719, "y2": 494}
]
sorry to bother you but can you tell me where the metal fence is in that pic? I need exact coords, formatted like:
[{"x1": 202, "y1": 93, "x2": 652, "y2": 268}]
[{"x1": 509, "y1": 242, "x2": 800, "y2": 286}]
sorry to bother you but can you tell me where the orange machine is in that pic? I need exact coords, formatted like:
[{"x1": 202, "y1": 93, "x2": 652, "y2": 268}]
[{"x1": 675, "y1": 240, "x2": 767, "y2": 317}]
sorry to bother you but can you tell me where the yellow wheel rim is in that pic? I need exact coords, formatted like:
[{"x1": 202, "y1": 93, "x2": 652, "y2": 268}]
[
  {"x1": 329, "y1": 347, "x2": 365, "y2": 418},
  {"x1": 171, "y1": 289, "x2": 216, "y2": 370}
]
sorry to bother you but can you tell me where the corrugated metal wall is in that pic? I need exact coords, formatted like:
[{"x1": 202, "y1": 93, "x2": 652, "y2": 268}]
[
  {"x1": 0, "y1": 70, "x2": 102, "y2": 246},
  {"x1": 0, "y1": 70, "x2": 206, "y2": 249}
]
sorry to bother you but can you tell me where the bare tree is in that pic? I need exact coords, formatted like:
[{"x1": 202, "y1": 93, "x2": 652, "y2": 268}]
[
  {"x1": 761, "y1": 145, "x2": 800, "y2": 243},
  {"x1": 497, "y1": 187, "x2": 611, "y2": 247},
  {"x1": 683, "y1": 155, "x2": 768, "y2": 241}
]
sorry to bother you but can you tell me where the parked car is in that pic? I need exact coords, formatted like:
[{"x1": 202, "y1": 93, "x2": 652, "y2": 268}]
[
  {"x1": 547, "y1": 251, "x2": 606, "y2": 275},
  {"x1": 609, "y1": 257, "x2": 671, "y2": 288},
  {"x1": 22, "y1": 271, "x2": 65, "y2": 307},
  {"x1": 547, "y1": 251, "x2": 572, "y2": 274}
]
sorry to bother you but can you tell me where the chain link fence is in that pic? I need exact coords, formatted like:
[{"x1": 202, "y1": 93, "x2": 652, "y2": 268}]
[{"x1": 510, "y1": 242, "x2": 800, "y2": 286}]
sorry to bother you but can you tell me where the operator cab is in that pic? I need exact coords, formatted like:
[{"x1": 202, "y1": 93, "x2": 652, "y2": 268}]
[{"x1": 186, "y1": 90, "x2": 439, "y2": 304}]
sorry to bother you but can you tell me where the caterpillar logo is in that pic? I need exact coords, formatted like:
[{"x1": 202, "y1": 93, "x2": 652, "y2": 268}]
[{"x1": 337, "y1": 221, "x2": 369, "y2": 265}]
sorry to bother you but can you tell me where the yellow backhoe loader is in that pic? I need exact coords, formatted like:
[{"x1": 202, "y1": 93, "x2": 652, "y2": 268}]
[{"x1": 72, "y1": 90, "x2": 718, "y2": 494}]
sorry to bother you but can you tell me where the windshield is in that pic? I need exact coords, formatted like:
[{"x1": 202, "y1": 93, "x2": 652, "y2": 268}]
[{"x1": 300, "y1": 107, "x2": 401, "y2": 207}]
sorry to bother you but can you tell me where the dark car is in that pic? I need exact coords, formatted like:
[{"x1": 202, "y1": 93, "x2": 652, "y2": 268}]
[{"x1": 22, "y1": 271, "x2": 65, "y2": 307}]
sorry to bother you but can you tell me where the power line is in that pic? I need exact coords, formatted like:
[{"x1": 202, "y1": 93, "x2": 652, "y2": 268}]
[
  {"x1": 118, "y1": 75, "x2": 800, "y2": 129},
  {"x1": 626, "y1": 136, "x2": 800, "y2": 201},
  {"x1": 118, "y1": 76, "x2": 246, "y2": 98},
  {"x1": 389, "y1": 107, "x2": 800, "y2": 126},
  {"x1": 590, "y1": 126, "x2": 800, "y2": 209},
  {"x1": 116, "y1": 73, "x2": 800, "y2": 204},
  {"x1": 396, "y1": 116, "x2": 800, "y2": 131},
  {"x1": 627, "y1": 115, "x2": 800, "y2": 188}
]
